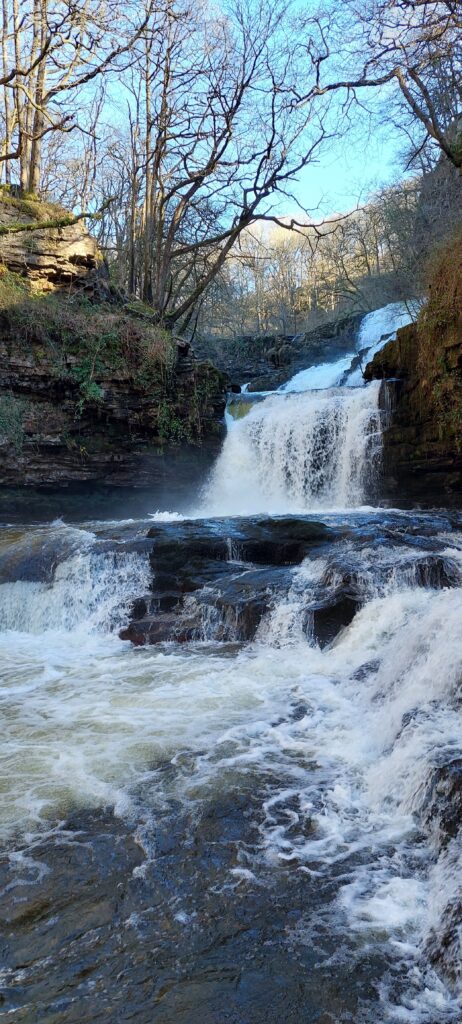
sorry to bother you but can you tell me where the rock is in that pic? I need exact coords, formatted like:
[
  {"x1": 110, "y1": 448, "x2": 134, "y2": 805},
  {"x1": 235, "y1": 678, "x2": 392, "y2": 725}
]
[
  {"x1": 121, "y1": 516, "x2": 333, "y2": 645},
  {"x1": 0, "y1": 320, "x2": 227, "y2": 489},
  {"x1": 421, "y1": 758, "x2": 462, "y2": 846},
  {"x1": 311, "y1": 595, "x2": 359, "y2": 648},
  {"x1": 192, "y1": 313, "x2": 364, "y2": 392},
  {"x1": 120, "y1": 612, "x2": 198, "y2": 645},
  {"x1": 365, "y1": 233, "x2": 462, "y2": 503},
  {"x1": 0, "y1": 192, "x2": 102, "y2": 294}
]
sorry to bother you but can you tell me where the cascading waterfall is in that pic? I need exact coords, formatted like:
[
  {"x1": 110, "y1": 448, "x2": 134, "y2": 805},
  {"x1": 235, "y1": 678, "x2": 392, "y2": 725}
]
[
  {"x1": 0, "y1": 527, "x2": 149, "y2": 634},
  {"x1": 202, "y1": 381, "x2": 383, "y2": 515},
  {"x1": 3, "y1": 303, "x2": 462, "y2": 1024}
]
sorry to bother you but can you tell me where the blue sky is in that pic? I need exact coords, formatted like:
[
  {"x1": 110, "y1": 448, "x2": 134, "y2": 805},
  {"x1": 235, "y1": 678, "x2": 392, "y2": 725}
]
[{"x1": 279, "y1": 119, "x2": 403, "y2": 219}]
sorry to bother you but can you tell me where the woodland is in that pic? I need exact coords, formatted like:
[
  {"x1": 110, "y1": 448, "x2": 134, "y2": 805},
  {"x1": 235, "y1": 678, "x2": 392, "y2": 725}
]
[{"x1": 1, "y1": 0, "x2": 461, "y2": 339}]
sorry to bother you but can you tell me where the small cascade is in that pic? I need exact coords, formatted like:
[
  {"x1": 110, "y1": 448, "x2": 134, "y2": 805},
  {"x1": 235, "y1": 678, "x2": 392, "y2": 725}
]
[
  {"x1": 0, "y1": 530, "x2": 149, "y2": 635},
  {"x1": 201, "y1": 300, "x2": 420, "y2": 517},
  {"x1": 202, "y1": 381, "x2": 383, "y2": 515}
]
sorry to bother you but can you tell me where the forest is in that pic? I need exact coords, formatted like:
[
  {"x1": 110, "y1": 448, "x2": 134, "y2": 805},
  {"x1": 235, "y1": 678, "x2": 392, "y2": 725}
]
[{"x1": 1, "y1": 0, "x2": 461, "y2": 337}]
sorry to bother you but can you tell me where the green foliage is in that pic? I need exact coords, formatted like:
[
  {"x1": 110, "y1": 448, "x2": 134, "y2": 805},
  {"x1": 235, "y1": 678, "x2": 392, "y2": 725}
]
[
  {"x1": 0, "y1": 393, "x2": 27, "y2": 451},
  {"x1": 0, "y1": 268, "x2": 223, "y2": 441},
  {"x1": 71, "y1": 359, "x2": 105, "y2": 414},
  {"x1": 157, "y1": 402, "x2": 192, "y2": 442}
]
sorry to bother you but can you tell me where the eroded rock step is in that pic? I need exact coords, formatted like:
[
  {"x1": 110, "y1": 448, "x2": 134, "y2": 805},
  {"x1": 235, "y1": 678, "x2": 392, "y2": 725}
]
[{"x1": 119, "y1": 513, "x2": 462, "y2": 648}]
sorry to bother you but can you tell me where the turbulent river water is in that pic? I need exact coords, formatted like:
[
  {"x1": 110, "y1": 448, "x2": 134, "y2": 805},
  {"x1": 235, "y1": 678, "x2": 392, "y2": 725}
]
[{"x1": 2, "y1": 302, "x2": 462, "y2": 1023}]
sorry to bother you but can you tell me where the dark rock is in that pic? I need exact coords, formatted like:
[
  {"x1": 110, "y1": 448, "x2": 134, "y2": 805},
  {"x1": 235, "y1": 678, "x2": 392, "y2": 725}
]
[
  {"x1": 122, "y1": 517, "x2": 333, "y2": 645},
  {"x1": 311, "y1": 595, "x2": 359, "y2": 648},
  {"x1": 422, "y1": 758, "x2": 462, "y2": 845},
  {"x1": 0, "y1": 335, "x2": 227, "y2": 488},
  {"x1": 364, "y1": 244, "x2": 462, "y2": 503},
  {"x1": 120, "y1": 612, "x2": 198, "y2": 645}
]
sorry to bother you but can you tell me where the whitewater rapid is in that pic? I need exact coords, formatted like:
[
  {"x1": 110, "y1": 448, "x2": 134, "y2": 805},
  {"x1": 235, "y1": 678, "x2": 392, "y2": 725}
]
[
  {"x1": 202, "y1": 382, "x2": 383, "y2": 515},
  {"x1": 2, "y1": 302, "x2": 462, "y2": 1023}
]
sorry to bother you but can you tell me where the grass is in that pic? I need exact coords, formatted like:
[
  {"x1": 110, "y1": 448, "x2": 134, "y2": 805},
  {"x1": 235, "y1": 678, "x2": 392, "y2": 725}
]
[{"x1": 0, "y1": 266, "x2": 177, "y2": 411}]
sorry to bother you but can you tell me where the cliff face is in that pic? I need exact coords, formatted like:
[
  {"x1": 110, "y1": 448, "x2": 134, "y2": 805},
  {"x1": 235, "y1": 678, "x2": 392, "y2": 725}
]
[
  {"x1": 0, "y1": 325, "x2": 227, "y2": 490},
  {"x1": 365, "y1": 233, "x2": 462, "y2": 502},
  {"x1": 0, "y1": 194, "x2": 228, "y2": 491},
  {"x1": 0, "y1": 189, "x2": 107, "y2": 294}
]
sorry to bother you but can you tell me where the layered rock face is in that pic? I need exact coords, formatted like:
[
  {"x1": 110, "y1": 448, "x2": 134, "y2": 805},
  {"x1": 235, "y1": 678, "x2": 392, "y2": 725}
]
[
  {"x1": 0, "y1": 327, "x2": 227, "y2": 490},
  {"x1": 0, "y1": 193, "x2": 228, "y2": 492},
  {"x1": 0, "y1": 191, "x2": 105, "y2": 293},
  {"x1": 365, "y1": 234, "x2": 462, "y2": 502}
]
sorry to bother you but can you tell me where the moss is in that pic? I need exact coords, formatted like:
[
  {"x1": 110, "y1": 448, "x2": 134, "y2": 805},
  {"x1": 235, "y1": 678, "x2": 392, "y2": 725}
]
[
  {"x1": 0, "y1": 392, "x2": 27, "y2": 451},
  {"x1": 411, "y1": 230, "x2": 462, "y2": 446},
  {"x1": 0, "y1": 186, "x2": 66, "y2": 223},
  {"x1": 0, "y1": 267, "x2": 224, "y2": 444}
]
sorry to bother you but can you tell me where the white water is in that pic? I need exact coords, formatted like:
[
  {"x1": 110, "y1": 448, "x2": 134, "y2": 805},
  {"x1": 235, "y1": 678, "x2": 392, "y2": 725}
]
[
  {"x1": 202, "y1": 382, "x2": 382, "y2": 515},
  {"x1": 280, "y1": 352, "x2": 355, "y2": 392},
  {"x1": 281, "y1": 301, "x2": 415, "y2": 393},
  {"x1": 2, "y1": 301, "x2": 462, "y2": 1020},
  {"x1": 1, "y1": 527, "x2": 462, "y2": 1019},
  {"x1": 201, "y1": 302, "x2": 418, "y2": 516},
  {"x1": 357, "y1": 301, "x2": 415, "y2": 353}
]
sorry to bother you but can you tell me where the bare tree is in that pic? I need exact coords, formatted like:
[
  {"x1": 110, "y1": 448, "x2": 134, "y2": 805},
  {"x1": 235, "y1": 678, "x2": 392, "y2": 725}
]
[
  {"x1": 0, "y1": 0, "x2": 156, "y2": 192},
  {"x1": 86, "y1": 0, "x2": 340, "y2": 328},
  {"x1": 295, "y1": 0, "x2": 462, "y2": 172}
]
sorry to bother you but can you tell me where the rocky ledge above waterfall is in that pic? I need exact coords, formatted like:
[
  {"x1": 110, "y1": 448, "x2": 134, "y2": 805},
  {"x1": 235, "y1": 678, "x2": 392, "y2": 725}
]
[{"x1": 365, "y1": 231, "x2": 462, "y2": 503}]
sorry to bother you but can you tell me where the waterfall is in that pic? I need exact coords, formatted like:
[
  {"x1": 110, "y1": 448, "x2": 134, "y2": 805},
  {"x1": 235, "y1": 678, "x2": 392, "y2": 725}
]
[
  {"x1": 202, "y1": 381, "x2": 383, "y2": 515},
  {"x1": 0, "y1": 528, "x2": 149, "y2": 635}
]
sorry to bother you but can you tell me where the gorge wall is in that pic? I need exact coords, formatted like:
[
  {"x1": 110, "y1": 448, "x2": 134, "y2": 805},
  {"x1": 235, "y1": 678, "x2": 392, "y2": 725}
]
[
  {"x1": 0, "y1": 191, "x2": 227, "y2": 496},
  {"x1": 365, "y1": 232, "x2": 462, "y2": 502}
]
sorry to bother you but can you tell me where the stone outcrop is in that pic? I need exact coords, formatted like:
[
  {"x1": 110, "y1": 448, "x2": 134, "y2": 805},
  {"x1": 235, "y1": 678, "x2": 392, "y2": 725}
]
[
  {"x1": 119, "y1": 516, "x2": 337, "y2": 645},
  {"x1": 0, "y1": 327, "x2": 227, "y2": 490},
  {"x1": 0, "y1": 190, "x2": 108, "y2": 294},
  {"x1": 0, "y1": 192, "x2": 228, "y2": 492},
  {"x1": 365, "y1": 233, "x2": 462, "y2": 503}
]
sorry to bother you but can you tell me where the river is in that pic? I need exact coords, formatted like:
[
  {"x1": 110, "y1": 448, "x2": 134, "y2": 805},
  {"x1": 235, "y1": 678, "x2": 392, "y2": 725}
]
[{"x1": 1, "y1": 303, "x2": 462, "y2": 1023}]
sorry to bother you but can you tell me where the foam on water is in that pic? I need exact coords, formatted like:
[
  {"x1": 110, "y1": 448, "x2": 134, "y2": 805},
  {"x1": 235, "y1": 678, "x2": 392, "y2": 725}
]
[
  {"x1": 357, "y1": 301, "x2": 415, "y2": 353},
  {"x1": 1, "y1": 535, "x2": 462, "y2": 1017},
  {"x1": 279, "y1": 301, "x2": 415, "y2": 395},
  {"x1": 1, "y1": 516, "x2": 462, "y2": 1019},
  {"x1": 279, "y1": 353, "x2": 355, "y2": 393},
  {"x1": 201, "y1": 382, "x2": 382, "y2": 515}
]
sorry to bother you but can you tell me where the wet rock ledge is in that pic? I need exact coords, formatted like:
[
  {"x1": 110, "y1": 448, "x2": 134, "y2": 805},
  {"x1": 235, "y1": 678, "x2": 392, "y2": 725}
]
[
  {"x1": 119, "y1": 514, "x2": 461, "y2": 648},
  {"x1": 119, "y1": 517, "x2": 344, "y2": 646}
]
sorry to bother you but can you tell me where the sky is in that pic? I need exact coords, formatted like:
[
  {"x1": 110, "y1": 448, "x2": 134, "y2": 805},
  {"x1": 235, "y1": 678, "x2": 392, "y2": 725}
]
[{"x1": 273, "y1": 108, "x2": 404, "y2": 221}]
